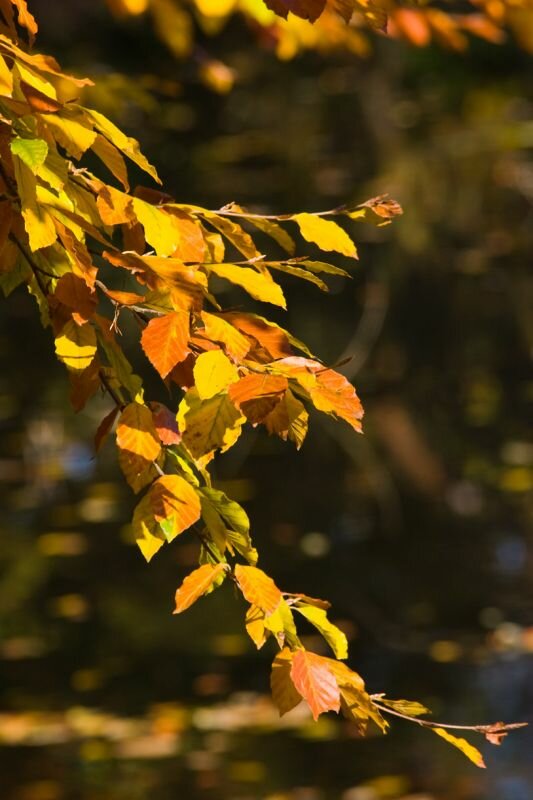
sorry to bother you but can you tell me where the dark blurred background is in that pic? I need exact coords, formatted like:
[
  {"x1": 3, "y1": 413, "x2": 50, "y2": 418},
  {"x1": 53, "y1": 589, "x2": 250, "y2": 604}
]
[{"x1": 1, "y1": 1, "x2": 533, "y2": 798}]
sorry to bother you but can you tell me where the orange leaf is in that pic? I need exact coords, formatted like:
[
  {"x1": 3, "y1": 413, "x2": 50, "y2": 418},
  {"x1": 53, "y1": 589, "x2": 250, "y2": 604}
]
[
  {"x1": 234, "y1": 565, "x2": 282, "y2": 617},
  {"x1": 54, "y1": 273, "x2": 96, "y2": 324},
  {"x1": 141, "y1": 311, "x2": 190, "y2": 379},
  {"x1": 116, "y1": 402, "x2": 161, "y2": 492},
  {"x1": 173, "y1": 563, "x2": 226, "y2": 614},
  {"x1": 290, "y1": 649, "x2": 340, "y2": 721},
  {"x1": 220, "y1": 312, "x2": 293, "y2": 360},
  {"x1": 149, "y1": 474, "x2": 201, "y2": 533},
  {"x1": 229, "y1": 374, "x2": 288, "y2": 407},
  {"x1": 271, "y1": 648, "x2": 303, "y2": 716}
]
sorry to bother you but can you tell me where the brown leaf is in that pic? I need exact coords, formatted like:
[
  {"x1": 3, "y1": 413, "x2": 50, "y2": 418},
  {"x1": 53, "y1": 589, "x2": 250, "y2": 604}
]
[{"x1": 150, "y1": 401, "x2": 181, "y2": 446}]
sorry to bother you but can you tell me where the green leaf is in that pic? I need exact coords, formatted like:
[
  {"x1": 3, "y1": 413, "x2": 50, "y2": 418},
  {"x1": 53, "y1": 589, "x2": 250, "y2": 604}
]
[
  {"x1": 10, "y1": 137, "x2": 48, "y2": 172},
  {"x1": 295, "y1": 604, "x2": 348, "y2": 659}
]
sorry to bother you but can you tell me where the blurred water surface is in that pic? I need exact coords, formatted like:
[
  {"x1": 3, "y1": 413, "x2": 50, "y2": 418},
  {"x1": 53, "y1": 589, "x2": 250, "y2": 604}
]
[{"x1": 1, "y1": 2, "x2": 533, "y2": 798}]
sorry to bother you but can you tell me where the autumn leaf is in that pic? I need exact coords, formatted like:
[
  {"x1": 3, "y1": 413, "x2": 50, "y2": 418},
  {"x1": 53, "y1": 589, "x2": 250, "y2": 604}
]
[
  {"x1": 292, "y1": 213, "x2": 357, "y2": 258},
  {"x1": 290, "y1": 649, "x2": 340, "y2": 720},
  {"x1": 94, "y1": 406, "x2": 120, "y2": 452},
  {"x1": 200, "y1": 311, "x2": 250, "y2": 361},
  {"x1": 432, "y1": 728, "x2": 486, "y2": 768},
  {"x1": 295, "y1": 605, "x2": 348, "y2": 659},
  {"x1": 376, "y1": 697, "x2": 431, "y2": 717},
  {"x1": 263, "y1": 0, "x2": 326, "y2": 22},
  {"x1": 10, "y1": 136, "x2": 48, "y2": 172},
  {"x1": 177, "y1": 388, "x2": 245, "y2": 462},
  {"x1": 209, "y1": 263, "x2": 286, "y2": 308},
  {"x1": 116, "y1": 402, "x2": 161, "y2": 492},
  {"x1": 246, "y1": 605, "x2": 267, "y2": 649},
  {"x1": 141, "y1": 311, "x2": 190, "y2": 379},
  {"x1": 264, "y1": 388, "x2": 309, "y2": 447},
  {"x1": 150, "y1": 401, "x2": 181, "y2": 445},
  {"x1": 234, "y1": 564, "x2": 282, "y2": 616},
  {"x1": 149, "y1": 474, "x2": 201, "y2": 540},
  {"x1": 54, "y1": 320, "x2": 97, "y2": 371},
  {"x1": 271, "y1": 648, "x2": 303, "y2": 715},
  {"x1": 193, "y1": 350, "x2": 239, "y2": 400},
  {"x1": 174, "y1": 563, "x2": 226, "y2": 614}
]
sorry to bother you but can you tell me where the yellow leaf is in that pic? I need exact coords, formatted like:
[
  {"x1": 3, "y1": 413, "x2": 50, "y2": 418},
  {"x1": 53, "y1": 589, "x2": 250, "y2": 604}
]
[
  {"x1": 133, "y1": 197, "x2": 182, "y2": 256},
  {"x1": 116, "y1": 402, "x2": 161, "y2": 492},
  {"x1": 85, "y1": 107, "x2": 160, "y2": 183},
  {"x1": 151, "y1": 0, "x2": 193, "y2": 58},
  {"x1": 12, "y1": 154, "x2": 56, "y2": 251},
  {"x1": 234, "y1": 564, "x2": 282, "y2": 616},
  {"x1": 132, "y1": 491, "x2": 165, "y2": 562},
  {"x1": 245, "y1": 604, "x2": 267, "y2": 649},
  {"x1": 200, "y1": 311, "x2": 250, "y2": 360},
  {"x1": 174, "y1": 563, "x2": 226, "y2": 613},
  {"x1": 271, "y1": 648, "x2": 302, "y2": 716},
  {"x1": 295, "y1": 605, "x2": 348, "y2": 659},
  {"x1": 41, "y1": 110, "x2": 97, "y2": 159},
  {"x1": 54, "y1": 320, "x2": 97, "y2": 371},
  {"x1": 177, "y1": 388, "x2": 245, "y2": 462},
  {"x1": 209, "y1": 263, "x2": 286, "y2": 308},
  {"x1": 194, "y1": 350, "x2": 239, "y2": 400},
  {"x1": 0, "y1": 54, "x2": 13, "y2": 96},
  {"x1": 91, "y1": 134, "x2": 129, "y2": 190},
  {"x1": 432, "y1": 728, "x2": 486, "y2": 768},
  {"x1": 292, "y1": 213, "x2": 358, "y2": 258}
]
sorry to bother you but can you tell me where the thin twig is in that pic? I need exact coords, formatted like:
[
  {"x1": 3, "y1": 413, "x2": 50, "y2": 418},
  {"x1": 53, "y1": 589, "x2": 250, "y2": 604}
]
[
  {"x1": 10, "y1": 233, "x2": 48, "y2": 296},
  {"x1": 98, "y1": 368, "x2": 126, "y2": 410},
  {"x1": 371, "y1": 699, "x2": 528, "y2": 734}
]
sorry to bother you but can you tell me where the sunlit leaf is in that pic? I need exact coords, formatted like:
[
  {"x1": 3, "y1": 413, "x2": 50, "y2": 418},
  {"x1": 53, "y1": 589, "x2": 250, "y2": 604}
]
[
  {"x1": 290, "y1": 649, "x2": 340, "y2": 720},
  {"x1": 54, "y1": 319, "x2": 97, "y2": 370},
  {"x1": 194, "y1": 349, "x2": 239, "y2": 400},
  {"x1": 174, "y1": 563, "x2": 226, "y2": 613},
  {"x1": 432, "y1": 727, "x2": 486, "y2": 768},
  {"x1": 141, "y1": 311, "x2": 190, "y2": 379},
  {"x1": 292, "y1": 213, "x2": 357, "y2": 258},
  {"x1": 295, "y1": 604, "x2": 348, "y2": 659},
  {"x1": 234, "y1": 564, "x2": 282, "y2": 616}
]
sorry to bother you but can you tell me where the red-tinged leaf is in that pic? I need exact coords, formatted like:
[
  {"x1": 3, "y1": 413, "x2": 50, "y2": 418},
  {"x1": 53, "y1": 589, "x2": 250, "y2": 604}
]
[
  {"x1": 432, "y1": 728, "x2": 486, "y2": 768},
  {"x1": 277, "y1": 357, "x2": 364, "y2": 432},
  {"x1": 149, "y1": 474, "x2": 201, "y2": 536},
  {"x1": 271, "y1": 648, "x2": 303, "y2": 716},
  {"x1": 54, "y1": 273, "x2": 96, "y2": 324},
  {"x1": 173, "y1": 563, "x2": 226, "y2": 614},
  {"x1": 116, "y1": 402, "x2": 161, "y2": 492},
  {"x1": 150, "y1": 401, "x2": 181, "y2": 446},
  {"x1": 234, "y1": 564, "x2": 282, "y2": 617},
  {"x1": 169, "y1": 353, "x2": 195, "y2": 390},
  {"x1": 94, "y1": 406, "x2": 120, "y2": 452},
  {"x1": 290, "y1": 649, "x2": 340, "y2": 721},
  {"x1": 264, "y1": 0, "x2": 326, "y2": 22},
  {"x1": 141, "y1": 311, "x2": 191, "y2": 379}
]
